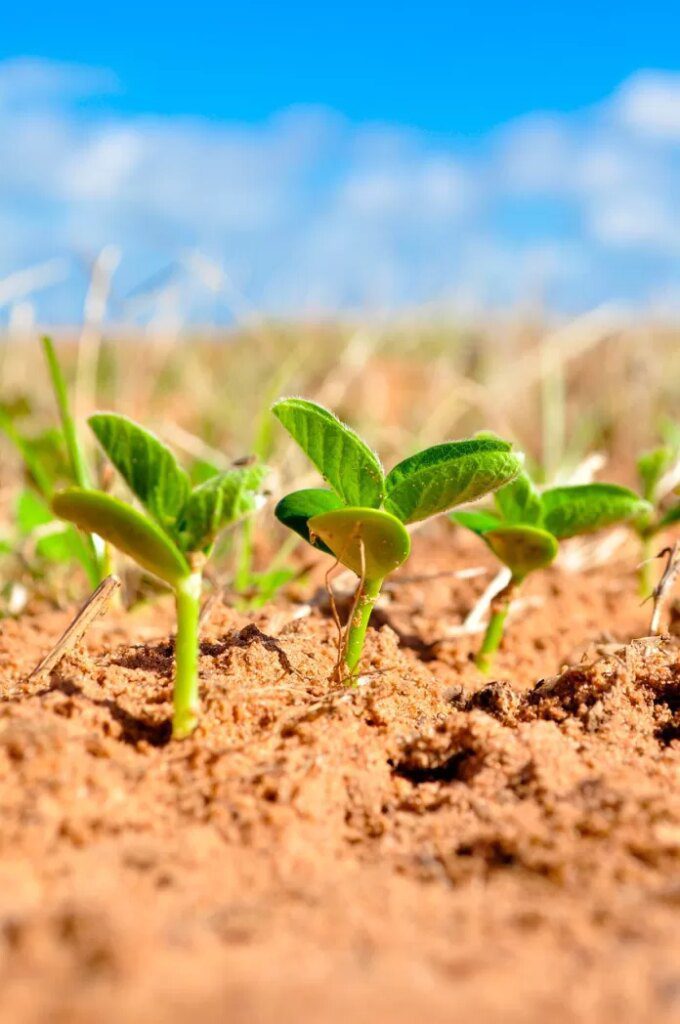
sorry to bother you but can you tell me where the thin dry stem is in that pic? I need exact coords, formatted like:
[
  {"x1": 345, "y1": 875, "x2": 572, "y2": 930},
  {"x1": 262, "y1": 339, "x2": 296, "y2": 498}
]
[
  {"x1": 29, "y1": 574, "x2": 122, "y2": 681},
  {"x1": 649, "y1": 543, "x2": 680, "y2": 635}
]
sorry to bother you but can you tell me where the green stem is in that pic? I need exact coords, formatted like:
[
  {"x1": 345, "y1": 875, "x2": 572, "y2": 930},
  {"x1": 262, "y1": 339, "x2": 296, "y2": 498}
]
[
  {"x1": 42, "y1": 335, "x2": 109, "y2": 584},
  {"x1": 476, "y1": 579, "x2": 517, "y2": 675},
  {"x1": 638, "y1": 533, "x2": 655, "y2": 598},
  {"x1": 172, "y1": 572, "x2": 203, "y2": 739},
  {"x1": 234, "y1": 517, "x2": 254, "y2": 596},
  {"x1": 344, "y1": 576, "x2": 383, "y2": 679},
  {"x1": 42, "y1": 336, "x2": 91, "y2": 489}
]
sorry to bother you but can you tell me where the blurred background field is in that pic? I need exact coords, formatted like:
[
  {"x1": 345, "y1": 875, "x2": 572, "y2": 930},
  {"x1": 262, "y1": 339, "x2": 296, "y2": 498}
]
[
  {"x1": 1, "y1": 315, "x2": 678, "y2": 475},
  {"x1": 0, "y1": 311, "x2": 677, "y2": 613}
]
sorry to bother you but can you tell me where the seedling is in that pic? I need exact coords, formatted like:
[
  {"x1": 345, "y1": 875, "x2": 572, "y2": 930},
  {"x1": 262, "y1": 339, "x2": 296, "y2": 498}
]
[
  {"x1": 632, "y1": 444, "x2": 680, "y2": 594},
  {"x1": 0, "y1": 337, "x2": 110, "y2": 587},
  {"x1": 453, "y1": 472, "x2": 652, "y2": 673},
  {"x1": 272, "y1": 398, "x2": 523, "y2": 678},
  {"x1": 52, "y1": 413, "x2": 268, "y2": 738}
]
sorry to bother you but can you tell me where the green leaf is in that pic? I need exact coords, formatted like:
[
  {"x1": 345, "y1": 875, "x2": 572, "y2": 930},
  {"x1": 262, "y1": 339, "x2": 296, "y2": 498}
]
[
  {"x1": 482, "y1": 525, "x2": 558, "y2": 580},
  {"x1": 0, "y1": 410, "x2": 55, "y2": 499},
  {"x1": 494, "y1": 470, "x2": 543, "y2": 525},
  {"x1": 540, "y1": 483, "x2": 653, "y2": 540},
  {"x1": 177, "y1": 464, "x2": 268, "y2": 552},
  {"x1": 16, "y1": 489, "x2": 53, "y2": 534},
  {"x1": 272, "y1": 398, "x2": 384, "y2": 507},
  {"x1": 274, "y1": 488, "x2": 344, "y2": 553},
  {"x1": 637, "y1": 447, "x2": 673, "y2": 503},
  {"x1": 384, "y1": 439, "x2": 522, "y2": 524},
  {"x1": 15, "y1": 490, "x2": 96, "y2": 573},
  {"x1": 308, "y1": 507, "x2": 411, "y2": 579},
  {"x1": 37, "y1": 526, "x2": 96, "y2": 568},
  {"x1": 659, "y1": 501, "x2": 680, "y2": 529},
  {"x1": 451, "y1": 509, "x2": 502, "y2": 536},
  {"x1": 52, "y1": 488, "x2": 190, "y2": 587},
  {"x1": 89, "y1": 413, "x2": 190, "y2": 531}
]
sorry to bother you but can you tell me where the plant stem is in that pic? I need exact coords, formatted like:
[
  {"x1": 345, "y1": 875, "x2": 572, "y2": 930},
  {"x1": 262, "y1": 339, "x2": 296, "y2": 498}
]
[
  {"x1": 42, "y1": 335, "x2": 109, "y2": 584},
  {"x1": 172, "y1": 572, "x2": 203, "y2": 739},
  {"x1": 476, "y1": 578, "x2": 517, "y2": 675},
  {"x1": 638, "y1": 533, "x2": 655, "y2": 598},
  {"x1": 344, "y1": 576, "x2": 383, "y2": 679},
  {"x1": 234, "y1": 517, "x2": 254, "y2": 596},
  {"x1": 42, "y1": 336, "x2": 91, "y2": 489}
]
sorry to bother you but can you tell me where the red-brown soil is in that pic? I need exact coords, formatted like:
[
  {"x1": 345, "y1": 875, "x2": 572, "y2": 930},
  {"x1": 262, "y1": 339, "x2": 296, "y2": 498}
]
[{"x1": 0, "y1": 527, "x2": 678, "y2": 1024}]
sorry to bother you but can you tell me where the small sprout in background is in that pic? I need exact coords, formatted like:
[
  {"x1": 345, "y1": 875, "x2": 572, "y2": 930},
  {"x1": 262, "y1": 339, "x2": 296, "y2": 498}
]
[
  {"x1": 272, "y1": 398, "x2": 523, "y2": 679},
  {"x1": 0, "y1": 337, "x2": 110, "y2": 589},
  {"x1": 52, "y1": 413, "x2": 268, "y2": 738},
  {"x1": 453, "y1": 472, "x2": 652, "y2": 674},
  {"x1": 633, "y1": 442, "x2": 680, "y2": 595}
]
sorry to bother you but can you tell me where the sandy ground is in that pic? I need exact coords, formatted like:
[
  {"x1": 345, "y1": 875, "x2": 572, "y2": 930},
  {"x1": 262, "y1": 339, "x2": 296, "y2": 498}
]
[{"x1": 0, "y1": 525, "x2": 678, "y2": 1024}]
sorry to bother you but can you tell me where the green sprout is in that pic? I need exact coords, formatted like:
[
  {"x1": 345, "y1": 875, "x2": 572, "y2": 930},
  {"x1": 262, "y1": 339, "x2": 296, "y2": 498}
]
[
  {"x1": 632, "y1": 445, "x2": 680, "y2": 595},
  {"x1": 272, "y1": 398, "x2": 523, "y2": 679},
  {"x1": 0, "y1": 337, "x2": 112, "y2": 588},
  {"x1": 51, "y1": 413, "x2": 268, "y2": 738},
  {"x1": 453, "y1": 472, "x2": 653, "y2": 673}
]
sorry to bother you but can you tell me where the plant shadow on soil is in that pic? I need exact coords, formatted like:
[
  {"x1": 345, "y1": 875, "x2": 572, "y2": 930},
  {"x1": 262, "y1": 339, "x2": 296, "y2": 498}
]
[{"x1": 0, "y1": 526, "x2": 678, "y2": 1024}]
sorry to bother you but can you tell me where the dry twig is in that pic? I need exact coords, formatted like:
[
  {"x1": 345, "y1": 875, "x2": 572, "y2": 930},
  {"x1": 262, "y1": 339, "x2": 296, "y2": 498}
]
[
  {"x1": 29, "y1": 575, "x2": 122, "y2": 681},
  {"x1": 649, "y1": 543, "x2": 680, "y2": 635}
]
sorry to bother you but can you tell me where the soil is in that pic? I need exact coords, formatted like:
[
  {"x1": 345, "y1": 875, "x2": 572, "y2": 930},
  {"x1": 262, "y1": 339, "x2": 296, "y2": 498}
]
[{"x1": 0, "y1": 526, "x2": 678, "y2": 1024}]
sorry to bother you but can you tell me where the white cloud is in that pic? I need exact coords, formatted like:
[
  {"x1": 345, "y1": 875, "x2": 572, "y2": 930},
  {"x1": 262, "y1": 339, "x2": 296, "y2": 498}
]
[
  {"x1": 0, "y1": 58, "x2": 678, "y2": 321},
  {"x1": 614, "y1": 71, "x2": 680, "y2": 141}
]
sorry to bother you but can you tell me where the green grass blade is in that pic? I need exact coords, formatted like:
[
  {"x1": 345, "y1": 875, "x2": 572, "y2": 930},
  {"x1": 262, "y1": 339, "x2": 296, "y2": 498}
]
[{"x1": 42, "y1": 336, "x2": 91, "y2": 489}]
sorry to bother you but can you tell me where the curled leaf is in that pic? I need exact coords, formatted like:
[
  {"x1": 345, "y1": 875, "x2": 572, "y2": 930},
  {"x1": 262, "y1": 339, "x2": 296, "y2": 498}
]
[
  {"x1": 494, "y1": 471, "x2": 543, "y2": 525},
  {"x1": 308, "y1": 507, "x2": 410, "y2": 579},
  {"x1": 177, "y1": 464, "x2": 268, "y2": 552}
]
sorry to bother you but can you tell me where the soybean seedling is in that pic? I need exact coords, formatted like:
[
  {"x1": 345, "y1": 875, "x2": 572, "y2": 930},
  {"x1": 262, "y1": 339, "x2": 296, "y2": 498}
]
[
  {"x1": 453, "y1": 471, "x2": 652, "y2": 673},
  {"x1": 51, "y1": 413, "x2": 268, "y2": 738},
  {"x1": 632, "y1": 444, "x2": 680, "y2": 595},
  {"x1": 272, "y1": 398, "x2": 523, "y2": 679}
]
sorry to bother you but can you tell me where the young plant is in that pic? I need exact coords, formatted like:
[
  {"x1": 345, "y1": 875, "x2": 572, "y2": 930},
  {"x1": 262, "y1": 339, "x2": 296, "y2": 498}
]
[
  {"x1": 0, "y1": 338, "x2": 109, "y2": 587},
  {"x1": 632, "y1": 444, "x2": 680, "y2": 595},
  {"x1": 272, "y1": 398, "x2": 523, "y2": 678},
  {"x1": 453, "y1": 472, "x2": 652, "y2": 673},
  {"x1": 51, "y1": 413, "x2": 268, "y2": 738}
]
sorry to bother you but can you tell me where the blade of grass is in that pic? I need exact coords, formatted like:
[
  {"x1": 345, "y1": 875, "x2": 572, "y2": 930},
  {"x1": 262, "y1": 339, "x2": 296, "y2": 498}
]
[
  {"x1": 42, "y1": 336, "x2": 91, "y2": 489},
  {"x1": 42, "y1": 335, "x2": 105, "y2": 583}
]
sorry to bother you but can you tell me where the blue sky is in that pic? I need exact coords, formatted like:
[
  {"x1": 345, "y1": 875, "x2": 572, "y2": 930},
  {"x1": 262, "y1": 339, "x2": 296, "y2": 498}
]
[
  {"x1": 0, "y1": 2, "x2": 679, "y2": 321},
  {"x1": 3, "y1": 1, "x2": 677, "y2": 131}
]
